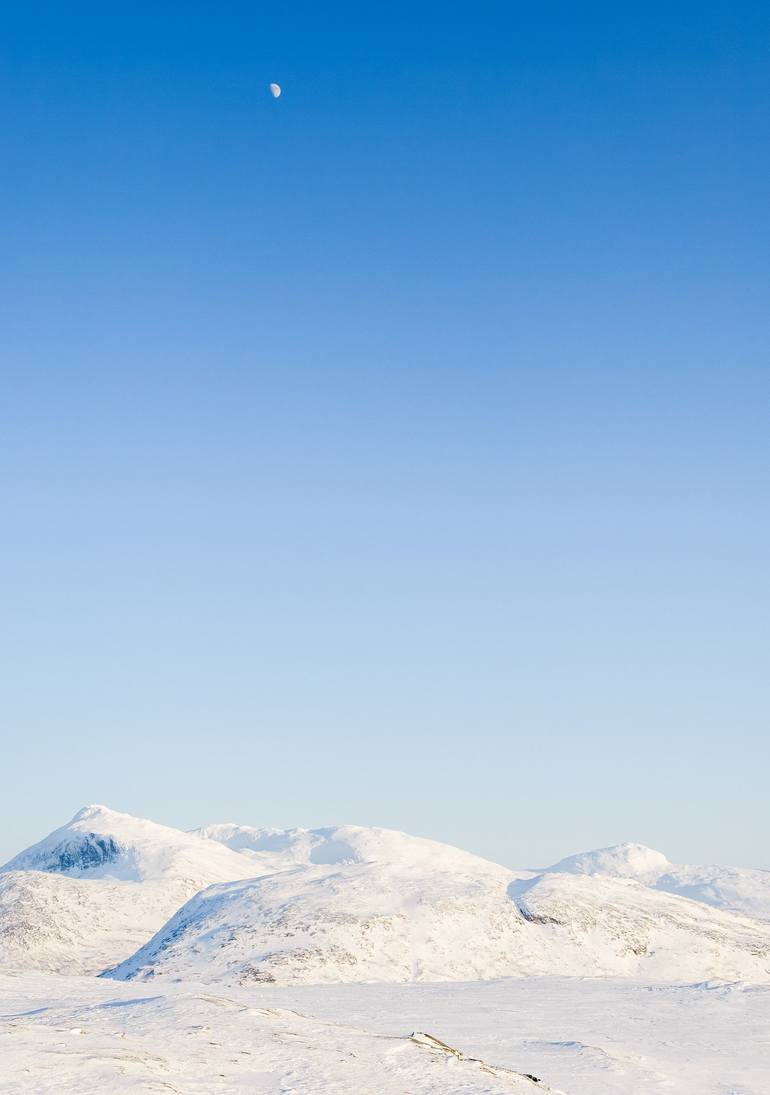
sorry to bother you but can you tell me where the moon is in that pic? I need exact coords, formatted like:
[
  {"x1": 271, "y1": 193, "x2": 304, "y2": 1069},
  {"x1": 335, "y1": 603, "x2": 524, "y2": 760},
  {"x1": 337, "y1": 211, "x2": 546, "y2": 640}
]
[{"x1": 269, "y1": 83, "x2": 281, "y2": 99}]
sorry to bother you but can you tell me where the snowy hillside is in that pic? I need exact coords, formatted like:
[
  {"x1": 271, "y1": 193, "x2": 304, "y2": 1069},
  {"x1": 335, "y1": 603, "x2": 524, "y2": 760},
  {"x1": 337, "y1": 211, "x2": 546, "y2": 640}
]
[
  {"x1": 546, "y1": 842, "x2": 770, "y2": 920},
  {"x1": 0, "y1": 806, "x2": 257, "y2": 973},
  {"x1": 510, "y1": 872, "x2": 770, "y2": 981},
  {"x1": 108, "y1": 825, "x2": 770, "y2": 986},
  {"x1": 0, "y1": 871, "x2": 197, "y2": 975},
  {"x1": 107, "y1": 825, "x2": 526, "y2": 983}
]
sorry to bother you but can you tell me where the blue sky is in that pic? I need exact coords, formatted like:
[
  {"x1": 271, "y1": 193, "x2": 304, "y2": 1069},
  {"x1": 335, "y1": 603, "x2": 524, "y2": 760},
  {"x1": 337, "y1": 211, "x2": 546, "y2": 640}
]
[{"x1": 2, "y1": 3, "x2": 769, "y2": 868}]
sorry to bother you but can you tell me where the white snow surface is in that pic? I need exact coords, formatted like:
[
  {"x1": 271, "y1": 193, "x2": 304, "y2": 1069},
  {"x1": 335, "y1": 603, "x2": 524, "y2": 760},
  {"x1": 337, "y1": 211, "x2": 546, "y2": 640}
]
[{"x1": 1, "y1": 972, "x2": 768, "y2": 1094}]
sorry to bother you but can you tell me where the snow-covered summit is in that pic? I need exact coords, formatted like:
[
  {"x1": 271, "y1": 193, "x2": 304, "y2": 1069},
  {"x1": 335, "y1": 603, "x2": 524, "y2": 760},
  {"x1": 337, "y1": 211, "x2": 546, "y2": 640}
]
[
  {"x1": 194, "y1": 822, "x2": 365, "y2": 868},
  {"x1": 546, "y1": 842, "x2": 671, "y2": 879},
  {"x1": 2, "y1": 804, "x2": 256, "y2": 885},
  {"x1": 544, "y1": 841, "x2": 770, "y2": 921},
  {"x1": 193, "y1": 821, "x2": 499, "y2": 875}
]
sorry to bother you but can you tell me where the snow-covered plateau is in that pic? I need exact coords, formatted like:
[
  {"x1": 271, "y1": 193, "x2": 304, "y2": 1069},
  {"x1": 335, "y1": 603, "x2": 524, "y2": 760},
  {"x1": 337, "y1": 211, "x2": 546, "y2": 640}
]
[{"x1": 1, "y1": 805, "x2": 768, "y2": 1092}]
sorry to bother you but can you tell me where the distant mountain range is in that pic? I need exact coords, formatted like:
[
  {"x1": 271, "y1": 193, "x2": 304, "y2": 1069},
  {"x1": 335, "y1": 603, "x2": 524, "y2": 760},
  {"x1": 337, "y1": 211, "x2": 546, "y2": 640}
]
[{"x1": 2, "y1": 805, "x2": 768, "y2": 984}]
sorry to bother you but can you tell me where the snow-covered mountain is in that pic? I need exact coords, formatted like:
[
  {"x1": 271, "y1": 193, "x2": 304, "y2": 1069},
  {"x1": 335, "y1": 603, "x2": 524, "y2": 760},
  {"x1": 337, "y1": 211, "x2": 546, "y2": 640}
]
[
  {"x1": 107, "y1": 824, "x2": 528, "y2": 983},
  {"x1": 3, "y1": 808, "x2": 769, "y2": 984},
  {"x1": 0, "y1": 806, "x2": 257, "y2": 973},
  {"x1": 107, "y1": 824, "x2": 770, "y2": 986},
  {"x1": 545, "y1": 842, "x2": 770, "y2": 921},
  {"x1": 2, "y1": 805, "x2": 254, "y2": 886}
]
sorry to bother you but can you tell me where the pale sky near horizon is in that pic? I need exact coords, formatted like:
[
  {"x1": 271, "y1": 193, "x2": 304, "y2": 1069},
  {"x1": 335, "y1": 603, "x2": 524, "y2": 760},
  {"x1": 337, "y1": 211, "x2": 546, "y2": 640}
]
[{"x1": 2, "y1": 3, "x2": 769, "y2": 868}]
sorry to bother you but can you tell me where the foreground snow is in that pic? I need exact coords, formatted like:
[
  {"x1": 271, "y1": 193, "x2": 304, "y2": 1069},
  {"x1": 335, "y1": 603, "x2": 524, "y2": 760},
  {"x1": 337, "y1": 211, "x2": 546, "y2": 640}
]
[{"x1": 1, "y1": 972, "x2": 766, "y2": 1094}]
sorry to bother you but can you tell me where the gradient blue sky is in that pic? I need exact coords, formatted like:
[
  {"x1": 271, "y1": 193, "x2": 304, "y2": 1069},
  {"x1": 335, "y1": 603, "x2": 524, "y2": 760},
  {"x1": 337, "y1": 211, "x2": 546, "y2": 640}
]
[{"x1": 2, "y1": 2, "x2": 769, "y2": 868}]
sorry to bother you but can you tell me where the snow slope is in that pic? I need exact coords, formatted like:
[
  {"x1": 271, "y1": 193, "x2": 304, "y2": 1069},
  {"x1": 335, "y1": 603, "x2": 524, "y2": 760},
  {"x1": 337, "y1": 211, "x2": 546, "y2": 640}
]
[
  {"x1": 0, "y1": 806, "x2": 257, "y2": 974},
  {"x1": 510, "y1": 872, "x2": 770, "y2": 981},
  {"x1": 0, "y1": 871, "x2": 197, "y2": 975},
  {"x1": 108, "y1": 826, "x2": 770, "y2": 986},
  {"x1": 546, "y1": 842, "x2": 770, "y2": 920}
]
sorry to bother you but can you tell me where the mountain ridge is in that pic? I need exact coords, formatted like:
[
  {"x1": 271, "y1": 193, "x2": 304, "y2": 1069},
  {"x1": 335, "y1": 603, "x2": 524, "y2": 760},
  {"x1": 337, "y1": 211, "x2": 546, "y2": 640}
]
[{"x1": 3, "y1": 806, "x2": 770, "y2": 982}]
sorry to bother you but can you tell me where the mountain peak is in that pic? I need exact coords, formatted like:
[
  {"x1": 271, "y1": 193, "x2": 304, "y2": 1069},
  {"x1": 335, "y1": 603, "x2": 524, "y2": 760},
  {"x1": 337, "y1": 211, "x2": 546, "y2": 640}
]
[
  {"x1": 1, "y1": 806, "x2": 258, "y2": 885},
  {"x1": 546, "y1": 842, "x2": 671, "y2": 879},
  {"x1": 70, "y1": 804, "x2": 128, "y2": 824}
]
